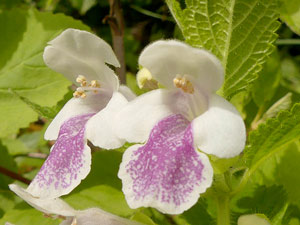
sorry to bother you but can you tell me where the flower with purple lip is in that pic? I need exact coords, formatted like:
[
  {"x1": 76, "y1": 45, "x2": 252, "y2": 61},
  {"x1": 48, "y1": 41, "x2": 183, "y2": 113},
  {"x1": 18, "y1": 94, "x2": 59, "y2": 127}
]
[
  {"x1": 116, "y1": 40, "x2": 246, "y2": 214},
  {"x1": 26, "y1": 28, "x2": 134, "y2": 199}
]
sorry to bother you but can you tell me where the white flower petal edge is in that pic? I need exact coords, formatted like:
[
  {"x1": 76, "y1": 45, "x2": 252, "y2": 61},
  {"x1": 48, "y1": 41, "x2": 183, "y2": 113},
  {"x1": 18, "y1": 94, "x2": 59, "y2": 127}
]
[
  {"x1": 45, "y1": 91, "x2": 112, "y2": 141},
  {"x1": 139, "y1": 40, "x2": 224, "y2": 93},
  {"x1": 60, "y1": 208, "x2": 142, "y2": 225},
  {"x1": 86, "y1": 92, "x2": 128, "y2": 149},
  {"x1": 9, "y1": 184, "x2": 142, "y2": 225},
  {"x1": 118, "y1": 85, "x2": 136, "y2": 101},
  {"x1": 192, "y1": 94, "x2": 246, "y2": 158},
  {"x1": 9, "y1": 184, "x2": 76, "y2": 217},
  {"x1": 44, "y1": 29, "x2": 119, "y2": 91}
]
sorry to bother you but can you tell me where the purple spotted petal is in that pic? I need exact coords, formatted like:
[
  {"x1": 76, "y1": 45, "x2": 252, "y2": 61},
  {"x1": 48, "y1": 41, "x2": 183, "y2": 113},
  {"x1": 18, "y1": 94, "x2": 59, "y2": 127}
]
[
  {"x1": 27, "y1": 113, "x2": 95, "y2": 199},
  {"x1": 118, "y1": 114, "x2": 213, "y2": 214}
]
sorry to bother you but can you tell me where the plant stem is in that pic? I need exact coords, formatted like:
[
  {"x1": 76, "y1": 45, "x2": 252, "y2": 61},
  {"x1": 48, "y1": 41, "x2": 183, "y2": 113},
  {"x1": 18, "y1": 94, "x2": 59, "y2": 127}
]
[
  {"x1": 104, "y1": 0, "x2": 126, "y2": 84},
  {"x1": 249, "y1": 106, "x2": 265, "y2": 131},
  {"x1": 0, "y1": 166, "x2": 31, "y2": 185},
  {"x1": 276, "y1": 39, "x2": 300, "y2": 45},
  {"x1": 217, "y1": 195, "x2": 231, "y2": 225}
]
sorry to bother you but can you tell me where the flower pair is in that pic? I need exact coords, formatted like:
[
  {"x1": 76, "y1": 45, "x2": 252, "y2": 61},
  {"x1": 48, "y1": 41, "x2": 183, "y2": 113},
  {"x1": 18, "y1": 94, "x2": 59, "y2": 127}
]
[{"x1": 10, "y1": 28, "x2": 246, "y2": 218}]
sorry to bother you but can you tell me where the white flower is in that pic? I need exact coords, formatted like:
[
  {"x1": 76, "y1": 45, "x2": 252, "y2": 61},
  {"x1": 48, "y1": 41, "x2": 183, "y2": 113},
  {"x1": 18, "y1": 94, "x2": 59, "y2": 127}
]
[
  {"x1": 26, "y1": 29, "x2": 134, "y2": 199},
  {"x1": 238, "y1": 214, "x2": 271, "y2": 225},
  {"x1": 9, "y1": 184, "x2": 142, "y2": 225},
  {"x1": 116, "y1": 40, "x2": 246, "y2": 214}
]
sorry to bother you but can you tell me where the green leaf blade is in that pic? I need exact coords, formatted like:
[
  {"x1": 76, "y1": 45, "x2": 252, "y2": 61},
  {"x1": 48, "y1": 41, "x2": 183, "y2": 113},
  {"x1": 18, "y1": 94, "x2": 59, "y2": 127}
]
[
  {"x1": 166, "y1": 0, "x2": 280, "y2": 99},
  {"x1": 0, "y1": 8, "x2": 90, "y2": 138},
  {"x1": 245, "y1": 103, "x2": 300, "y2": 168}
]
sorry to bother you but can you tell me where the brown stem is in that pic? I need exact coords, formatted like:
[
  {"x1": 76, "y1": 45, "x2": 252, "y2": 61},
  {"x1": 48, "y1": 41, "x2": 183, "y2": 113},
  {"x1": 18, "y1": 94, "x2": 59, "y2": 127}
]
[
  {"x1": 0, "y1": 166, "x2": 31, "y2": 185},
  {"x1": 104, "y1": 0, "x2": 126, "y2": 84},
  {"x1": 14, "y1": 152, "x2": 48, "y2": 159}
]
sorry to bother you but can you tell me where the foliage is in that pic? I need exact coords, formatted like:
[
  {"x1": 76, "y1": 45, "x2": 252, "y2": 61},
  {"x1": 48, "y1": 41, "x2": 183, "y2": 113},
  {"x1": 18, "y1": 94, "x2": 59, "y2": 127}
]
[
  {"x1": 0, "y1": 0, "x2": 300, "y2": 224},
  {"x1": 166, "y1": 0, "x2": 280, "y2": 99}
]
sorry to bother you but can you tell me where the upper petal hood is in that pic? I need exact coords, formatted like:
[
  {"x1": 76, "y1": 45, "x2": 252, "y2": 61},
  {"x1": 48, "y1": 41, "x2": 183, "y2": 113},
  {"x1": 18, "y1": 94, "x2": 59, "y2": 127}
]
[
  {"x1": 44, "y1": 29, "x2": 119, "y2": 91},
  {"x1": 139, "y1": 40, "x2": 224, "y2": 93}
]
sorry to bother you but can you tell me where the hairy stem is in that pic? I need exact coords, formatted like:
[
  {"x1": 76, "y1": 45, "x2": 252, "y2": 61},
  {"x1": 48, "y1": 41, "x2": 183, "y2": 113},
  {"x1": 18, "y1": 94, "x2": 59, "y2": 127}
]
[
  {"x1": 0, "y1": 166, "x2": 31, "y2": 185},
  {"x1": 104, "y1": 0, "x2": 126, "y2": 84}
]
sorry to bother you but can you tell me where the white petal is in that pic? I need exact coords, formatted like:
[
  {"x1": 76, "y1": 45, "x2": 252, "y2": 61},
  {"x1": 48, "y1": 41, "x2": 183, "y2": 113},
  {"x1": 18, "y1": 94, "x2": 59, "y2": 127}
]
[
  {"x1": 9, "y1": 184, "x2": 76, "y2": 217},
  {"x1": 118, "y1": 85, "x2": 136, "y2": 101},
  {"x1": 44, "y1": 29, "x2": 119, "y2": 91},
  {"x1": 45, "y1": 91, "x2": 112, "y2": 141},
  {"x1": 115, "y1": 89, "x2": 173, "y2": 143},
  {"x1": 71, "y1": 208, "x2": 142, "y2": 225},
  {"x1": 115, "y1": 88, "x2": 208, "y2": 143},
  {"x1": 86, "y1": 92, "x2": 128, "y2": 149},
  {"x1": 193, "y1": 94, "x2": 246, "y2": 158},
  {"x1": 139, "y1": 40, "x2": 224, "y2": 93},
  {"x1": 238, "y1": 214, "x2": 271, "y2": 225}
]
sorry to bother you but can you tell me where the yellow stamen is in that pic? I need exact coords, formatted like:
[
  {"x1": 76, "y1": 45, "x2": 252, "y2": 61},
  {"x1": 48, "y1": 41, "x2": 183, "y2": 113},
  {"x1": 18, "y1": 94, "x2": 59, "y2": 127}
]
[
  {"x1": 74, "y1": 76, "x2": 101, "y2": 98},
  {"x1": 90, "y1": 80, "x2": 100, "y2": 88},
  {"x1": 173, "y1": 76, "x2": 194, "y2": 94},
  {"x1": 76, "y1": 75, "x2": 86, "y2": 83},
  {"x1": 71, "y1": 218, "x2": 77, "y2": 225},
  {"x1": 73, "y1": 88, "x2": 87, "y2": 98}
]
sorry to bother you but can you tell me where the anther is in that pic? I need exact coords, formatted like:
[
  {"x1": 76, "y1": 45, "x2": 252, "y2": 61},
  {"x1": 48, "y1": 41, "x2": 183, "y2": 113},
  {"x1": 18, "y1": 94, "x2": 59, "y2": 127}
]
[
  {"x1": 73, "y1": 88, "x2": 87, "y2": 99},
  {"x1": 173, "y1": 76, "x2": 194, "y2": 94},
  {"x1": 74, "y1": 76, "x2": 101, "y2": 98},
  {"x1": 90, "y1": 80, "x2": 100, "y2": 88},
  {"x1": 76, "y1": 75, "x2": 87, "y2": 87},
  {"x1": 71, "y1": 218, "x2": 77, "y2": 225}
]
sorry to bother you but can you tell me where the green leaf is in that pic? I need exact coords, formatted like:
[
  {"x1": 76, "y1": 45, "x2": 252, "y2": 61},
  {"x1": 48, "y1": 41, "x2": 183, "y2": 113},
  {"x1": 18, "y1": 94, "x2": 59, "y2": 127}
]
[
  {"x1": 275, "y1": 142, "x2": 300, "y2": 208},
  {"x1": 281, "y1": 56, "x2": 300, "y2": 94},
  {"x1": 65, "y1": 184, "x2": 135, "y2": 217},
  {"x1": 244, "y1": 103, "x2": 300, "y2": 168},
  {"x1": 0, "y1": 142, "x2": 19, "y2": 218},
  {"x1": 166, "y1": 0, "x2": 280, "y2": 99},
  {"x1": 209, "y1": 155, "x2": 239, "y2": 175},
  {"x1": 261, "y1": 92, "x2": 292, "y2": 121},
  {"x1": 0, "y1": 190, "x2": 17, "y2": 218},
  {"x1": 0, "y1": 0, "x2": 22, "y2": 10},
  {"x1": 11, "y1": 90, "x2": 58, "y2": 119},
  {"x1": 252, "y1": 51, "x2": 281, "y2": 107},
  {"x1": 130, "y1": 212, "x2": 157, "y2": 225},
  {"x1": 0, "y1": 8, "x2": 90, "y2": 138},
  {"x1": 0, "y1": 202, "x2": 60, "y2": 225},
  {"x1": 236, "y1": 185, "x2": 288, "y2": 221},
  {"x1": 64, "y1": 150, "x2": 135, "y2": 217},
  {"x1": 69, "y1": 0, "x2": 97, "y2": 15},
  {"x1": 174, "y1": 199, "x2": 214, "y2": 225},
  {"x1": 0, "y1": 141, "x2": 18, "y2": 189},
  {"x1": 279, "y1": 0, "x2": 300, "y2": 35}
]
